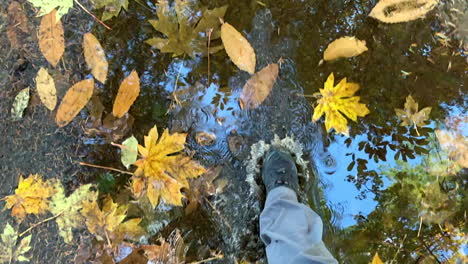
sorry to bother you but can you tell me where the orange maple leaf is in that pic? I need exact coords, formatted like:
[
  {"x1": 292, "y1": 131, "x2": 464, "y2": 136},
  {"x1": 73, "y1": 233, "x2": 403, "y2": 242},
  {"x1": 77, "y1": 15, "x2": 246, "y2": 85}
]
[{"x1": 132, "y1": 126, "x2": 206, "y2": 207}]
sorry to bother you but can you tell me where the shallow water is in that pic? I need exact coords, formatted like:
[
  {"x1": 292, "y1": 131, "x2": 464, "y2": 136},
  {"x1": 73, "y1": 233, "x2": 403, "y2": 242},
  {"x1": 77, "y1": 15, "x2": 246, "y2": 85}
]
[{"x1": 0, "y1": 0, "x2": 466, "y2": 263}]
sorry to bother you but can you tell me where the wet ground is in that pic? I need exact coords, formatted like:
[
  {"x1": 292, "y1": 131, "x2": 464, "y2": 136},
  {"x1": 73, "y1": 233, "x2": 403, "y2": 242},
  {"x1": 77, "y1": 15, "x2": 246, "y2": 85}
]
[{"x1": 0, "y1": 0, "x2": 467, "y2": 263}]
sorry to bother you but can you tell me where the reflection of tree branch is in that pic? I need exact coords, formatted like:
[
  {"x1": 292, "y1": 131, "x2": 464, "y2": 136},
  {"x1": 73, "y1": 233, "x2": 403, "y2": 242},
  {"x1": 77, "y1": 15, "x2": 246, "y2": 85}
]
[{"x1": 420, "y1": 238, "x2": 442, "y2": 264}]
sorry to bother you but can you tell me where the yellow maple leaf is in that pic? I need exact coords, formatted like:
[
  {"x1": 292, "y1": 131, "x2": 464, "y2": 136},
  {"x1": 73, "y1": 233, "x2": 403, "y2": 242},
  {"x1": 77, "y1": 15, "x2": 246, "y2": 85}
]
[
  {"x1": 371, "y1": 252, "x2": 384, "y2": 264},
  {"x1": 81, "y1": 196, "x2": 144, "y2": 247},
  {"x1": 4, "y1": 174, "x2": 54, "y2": 221},
  {"x1": 133, "y1": 126, "x2": 206, "y2": 207},
  {"x1": 312, "y1": 73, "x2": 370, "y2": 135}
]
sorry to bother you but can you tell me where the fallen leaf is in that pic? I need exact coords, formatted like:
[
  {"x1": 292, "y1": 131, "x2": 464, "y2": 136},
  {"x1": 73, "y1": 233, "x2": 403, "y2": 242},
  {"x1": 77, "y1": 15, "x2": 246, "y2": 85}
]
[
  {"x1": 121, "y1": 136, "x2": 138, "y2": 169},
  {"x1": 394, "y1": 95, "x2": 431, "y2": 135},
  {"x1": 436, "y1": 129, "x2": 468, "y2": 168},
  {"x1": 323, "y1": 36, "x2": 368, "y2": 61},
  {"x1": 4, "y1": 174, "x2": 54, "y2": 221},
  {"x1": 81, "y1": 196, "x2": 144, "y2": 246},
  {"x1": 369, "y1": 0, "x2": 439, "y2": 23},
  {"x1": 101, "y1": 113, "x2": 135, "y2": 142},
  {"x1": 185, "y1": 166, "x2": 220, "y2": 215},
  {"x1": 11, "y1": 87, "x2": 30, "y2": 121},
  {"x1": 221, "y1": 22, "x2": 256, "y2": 74},
  {"x1": 132, "y1": 126, "x2": 207, "y2": 207},
  {"x1": 83, "y1": 33, "x2": 108, "y2": 83},
  {"x1": 141, "y1": 229, "x2": 186, "y2": 264},
  {"x1": 7, "y1": 1, "x2": 29, "y2": 49},
  {"x1": 35, "y1": 67, "x2": 57, "y2": 110},
  {"x1": 113, "y1": 70, "x2": 140, "y2": 118},
  {"x1": 240, "y1": 63, "x2": 278, "y2": 110},
  {"x1": 55, "y1": 79, "x2": 94, "y2": 127},
  {"x1": 0, "y1": 223, "x2": 32, "y2": 263},
  {"x1": 312, "y1": 73, "x2": 370, "y2": 135},
  {"x1": 92, "y1": 0, "x2": 129, "y2": 21},
  {"x1": 146, "y1": 0, "x2": 227, "y2": 58},
  {"x1": 38, "y1": 9, "x2": 65, "y2": 67},
  {"x1": 27, "y1": 0, "x2": 74, "y2": 20},
  {"x1": 85, "y1": 95, "x2": 105, "y2": 128},
  {"x1": 195, "y1": 131, "x2": 216, "y2": 146},
  {"x1": 48, "y1": 181, "x2": 97, "y2": 243},
  {"x1": 371, "y1": 252, "x2": 384, "y2": 264}
]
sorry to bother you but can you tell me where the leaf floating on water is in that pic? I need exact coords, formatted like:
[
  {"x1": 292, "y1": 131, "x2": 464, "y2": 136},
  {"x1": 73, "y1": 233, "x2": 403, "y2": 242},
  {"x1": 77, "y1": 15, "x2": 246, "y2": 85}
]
[
  {"x1": 92, "y1": 0, "x2": 129, "y2": 21},
  {"x1": 27, "y1": 0, "x2": 74, "y2": 20},
  {"x1": 55, "y1": 79, "x2": 94, "y2": 127},
  {"x1": 221, "y1": 22, "x2": 256, "y2": 74},
  {"x1": 113, "y1": 70, "x2": 140, "y2": 118},
  {"x1": 36, "y1": 67, "x2": 57, "y2": 110},
  {"x1": 240, "y1": 63, "x2": 278, "y2": 110},
  {"x1": 38, "y1": 9, "x2": 65, "y2": 67},
  {"x1": 323, "y1": 36, "x2": 368, "y2": 61},
  {"x1": 195, "y1": 131, "x2": 216, "y2": 146},
  {"x1": 394, "y1": 95, "x2": 431, "y2": 135},
  {"x1": 312, "y1": 73, "x2": 370, "y2": 135},
  {"x1": 369, "y1": 0, "x2": 439, "y2": 23},
  {"x1": 83, "y1": 33, "x2": 108, "y2": 83},
  {"x1": 436, "y1": 129, "x2": 468, "y2": 169},
  {"x1": 0, "y1": 223, "x2": 32, "y2": 263},
  {"x1": 121, "y1": 136, "x2": 138, "y2": 169},
  {"x1": 11, "y1": 87, "x2": 30, "y2": 121},
  {"x1": 4, "y1": 174, "x2": 54, "y2": 221},
  {"x1": 371, "y1": 253, "x2": 384, "y2": 264}
]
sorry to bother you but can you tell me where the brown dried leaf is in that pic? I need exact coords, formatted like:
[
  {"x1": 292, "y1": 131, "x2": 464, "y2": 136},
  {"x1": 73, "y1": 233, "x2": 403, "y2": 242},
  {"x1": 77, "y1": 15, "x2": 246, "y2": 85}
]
[
  {"x1": 195, "y1": 131, "x2": 216, "y2": 146},
  {"x1": 7, "y1": 1, "x2": 29, "y2": 49},
  {"x1": 221, "y1": 22, "x2": 256, "y2": 74},
  {"x1": 83, "y1": 33, "x2": 108, "y2": 83},
  {"x1": 55, "y1": 79, "x2": 94, "y2": 127},
  {"x1": 185, "y1": 166, "x2": 221, "y2": 215},
  {"x1": 38, "y1": 9, "x2": 64, "y2": 67},
  {"x1": 323, "y1": 36, "x2": 368, "y2": 61},
  {"x1": 36, "y1": 67, "x2": 57, "y2": 110},
  {"x1": 112, "y1": 70, "x2": 140, "y2": 118},
  {"x1": 369, "y1": 0, "x2": 439, "y2": 23},
  {"x1": 239, "y1": 63, "x2": 278, "y2": 110}
]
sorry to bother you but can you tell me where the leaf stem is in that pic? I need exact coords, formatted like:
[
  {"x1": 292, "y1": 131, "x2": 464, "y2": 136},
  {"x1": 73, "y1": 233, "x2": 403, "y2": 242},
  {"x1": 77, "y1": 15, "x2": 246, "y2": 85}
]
[
  {"x1": 188, "y1": 252, "x2": 224, "y2": 264},
  {"x1": 110, "y1": 142, "x2": 141, "y2": 158},
  {"x1": 207, "y1": 28, "x2": 213, "y2": 86},
  {"x1": 74, "y1": 0, "x2": 112, "y2": 30},
  {"x1": 79, "y1": 162, "x2": 134, "y2": 176},
  {"x1": 19, "y1": 213, "x2": 63, "y2": 237}
]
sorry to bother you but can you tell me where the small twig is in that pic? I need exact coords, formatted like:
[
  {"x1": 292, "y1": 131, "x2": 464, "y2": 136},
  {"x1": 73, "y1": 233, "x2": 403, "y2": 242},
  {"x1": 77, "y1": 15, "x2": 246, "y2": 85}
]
[
  {"x1": 188, "y1": 252, "x2": 224, "y2": 264},
  {"x1": 110, "y1": 142, "x2": 141, "y2": 157},
  {"x1": 172, "y1": 57, "x2": 186, "y2": 106},
  {"x1": 105, "y1": 230, "x2": 112, "y2": 248},
  {"x1": 19, "y1": 213, "x2": 62, "y2": 237},
  {"x1": 0, "y1": 197, "x2": 7, "y2": 201},
  {"x1": 207, "y1": 28, "x2": 213, "y2": 86},
  {"x1": 417, "y1": 216, "x2": 423, "y2": 237},
  {"x1": 74, "y1": 0, "x2": 112, "y2": 30},
  {"x1": 79, "y1": 162, "x2": 134, "y2": 176}
]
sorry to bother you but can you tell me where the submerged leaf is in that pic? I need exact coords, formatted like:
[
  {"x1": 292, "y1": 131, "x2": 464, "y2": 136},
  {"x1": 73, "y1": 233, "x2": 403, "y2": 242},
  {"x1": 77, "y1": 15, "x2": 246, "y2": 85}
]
[
  {"x1": 132, "y1": 126, "x2": 206, "y2": 207},
  {"x1": 240, "y1": 63, "x2": 278, "y2": 109},
  {"x1": 121, "y1": 136, "x2": 138, "y2": 169},
  {"x1": 55, "y1": 79, "x2": 94, "y2": 127},
  {"x1": 7, "y1": 2, "x2": 29, "y2": 49},
  {"x1": 36, "y1": 67, "x2": 57, "y2": 110},
  {"x1": 221, "y1": 22, "x2": 256, "y2": 74},
  {"x1": 38, "y1": 9, "x2": 65, "y2": 67},
  {"x1": 323, "y1": 36, "x2": 368, "y2": 61},
  {"x1": 92, "y1": 0, "x2": 129, "y2": 21},
  {"x1": 369, "y1": 0, "x2": 439, "y2": 23},
  {"x1": 0, "y1": 223, "x2": 32, "y2": 263},
  {"x1": 113, "y1": 70, "x2": 140, "y2": 118},
  {"x1": 83, "y1": 33, "x2": 108, "y2": 83},
  {"x1": 11, "y1": 87, "x2": 30, "y2": 121},
  {"x1": 4, "y1": 174, "x2": 54, "y2": 221},
  {"x1": 48, "y1": 181, "x2": 97, "y2": 243},
  {"x1": 312, "y1": 73, "x2": 370, "y2": 135},
  {"x1": 394, "y1": 95, "x2": 431, "y2": 133},
  {"x1": 27, "y1": 0, "x2": 74, "y2": 20},
  {"x1": 146, "y1": 0, "x2": 227, "y2": 58}
]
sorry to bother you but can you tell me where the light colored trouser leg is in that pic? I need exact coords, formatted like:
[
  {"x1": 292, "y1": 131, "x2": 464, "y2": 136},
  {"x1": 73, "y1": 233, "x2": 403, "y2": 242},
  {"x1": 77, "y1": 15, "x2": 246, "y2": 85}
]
[{"x1": 260, "y1": 186, "x2": 338, "y2": 264}]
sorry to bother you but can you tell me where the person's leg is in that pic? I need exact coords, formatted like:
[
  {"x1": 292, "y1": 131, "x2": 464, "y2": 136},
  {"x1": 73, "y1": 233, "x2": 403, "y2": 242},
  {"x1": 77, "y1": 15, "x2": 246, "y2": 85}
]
[{"x1": 260, "y1": 150, "x2": 337, "y2": 264}]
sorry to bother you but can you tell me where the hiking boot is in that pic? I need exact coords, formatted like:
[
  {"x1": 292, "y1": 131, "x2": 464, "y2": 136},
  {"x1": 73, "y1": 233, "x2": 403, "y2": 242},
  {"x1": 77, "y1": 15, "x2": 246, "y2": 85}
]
[{"x1": 262, "y1": 148, "x2": 299, "y2": 193}]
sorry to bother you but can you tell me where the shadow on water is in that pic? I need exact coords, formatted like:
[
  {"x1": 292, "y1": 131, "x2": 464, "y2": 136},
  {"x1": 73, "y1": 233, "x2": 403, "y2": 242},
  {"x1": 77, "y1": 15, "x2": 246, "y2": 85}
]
[{"x1": 0, "y1": 0, "x2": 466, "y2": 263}]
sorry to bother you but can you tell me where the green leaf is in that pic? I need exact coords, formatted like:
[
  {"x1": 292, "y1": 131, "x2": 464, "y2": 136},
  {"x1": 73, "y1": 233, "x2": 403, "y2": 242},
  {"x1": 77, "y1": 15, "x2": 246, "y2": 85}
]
[
  {"x1": 121, "y1": 136, "x2": 138, "y2": 169},
  {"x1": 26, "y1": 0, "x2": 74, "y2": 20},
  {"x1": 0, "y1": 223, "x2": 31, "y2": 263},
  {"x1": 146, "y1": 0, "x2": 228, "y2": 58},
  {"x1": 92, "y1": 0, "x2": 129, "y2": 21},
  {"x1": 11, "y1": 87, "x2": 30, "y2": 121}
]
